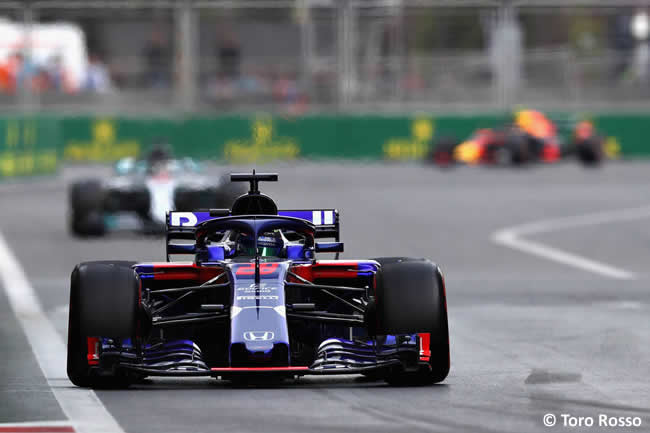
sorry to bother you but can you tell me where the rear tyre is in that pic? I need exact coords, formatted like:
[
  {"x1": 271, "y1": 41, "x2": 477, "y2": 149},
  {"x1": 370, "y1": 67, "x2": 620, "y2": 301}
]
[
  {"x1": 429, "y1": 137, "x2": 459, "y2": 168},
  {"x1": 67, "y1": 261, "x2": 138, "y2": 388},
  {"x1": 575, "y1": 137, "x2": 603, "y2": 166},
  {"x1": 69, "y1": 180, "x2": 106, "y2": 237},
  {"x1": 373, "y1": 258, "x2": 450, "y2": 385},
  {"x1": 504, "y1": 132, "x2": 529, "y2": 165}
]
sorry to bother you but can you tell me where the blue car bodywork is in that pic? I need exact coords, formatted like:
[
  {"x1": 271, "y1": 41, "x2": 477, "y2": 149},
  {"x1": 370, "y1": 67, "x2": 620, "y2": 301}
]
[{"x1": 82, "y1": 174, "x2": 436, "y2": 381}]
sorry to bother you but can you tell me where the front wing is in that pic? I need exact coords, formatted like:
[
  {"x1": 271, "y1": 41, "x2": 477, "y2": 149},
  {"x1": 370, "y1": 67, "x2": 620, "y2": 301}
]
[{"x1": 96, "y1": 335, "x2": 430, "y2": 379}]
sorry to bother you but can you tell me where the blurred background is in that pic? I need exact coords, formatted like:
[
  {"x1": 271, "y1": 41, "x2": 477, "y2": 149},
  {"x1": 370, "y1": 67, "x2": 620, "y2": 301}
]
[
  {"x1": 1, "y1": 0, "x2": 650, "y2": 170},
  {"x1": 2, "y1": 0, "x2": 650, "y2": 113}
]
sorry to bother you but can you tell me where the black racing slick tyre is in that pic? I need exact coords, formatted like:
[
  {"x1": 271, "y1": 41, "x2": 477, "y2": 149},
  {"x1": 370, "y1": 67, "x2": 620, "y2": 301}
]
[
  {"x1": 575, "y1": 137, "x2": 604, "y2": 166},
  {"x1": 504, "y1": 132, "x2": 530, "y2": 165},
  {"x1": 429, "y1": 137, "x2": 459, "y2": 168},
  {"x1": 67, "y1": 261, "x2": 138, "y2": 388},
  {"x1": 373, "y1": 257, "x2": 450, "y2": 385},
  {"x1": 69, "y1": 180, "x2": 106, "y2": 237}
]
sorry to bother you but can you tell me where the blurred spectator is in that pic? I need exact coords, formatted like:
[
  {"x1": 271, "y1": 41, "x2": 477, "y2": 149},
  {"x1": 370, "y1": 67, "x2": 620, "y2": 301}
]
[
  {"x1": 272, "y1": 72, "x2": 299, "y2": 104},
  {"x1": 44, "y1": 55, "x2": 72, "y2": 92},
  {"x1": 142, "y1": 29, "x2": 171, "y2": 88},
  {"x1": 15, "y1": 53, "x2": 38, "y2": 92},
  {"x1": 32, "y1": 67, "x2": 52, "y2": 93},
  {"x1": 0, "y1": 65, "x2": 8, "y2": 92},
  {"x1": 238, "y1": 68, "x2": 266, "y2": 95},
  {"x1": 0, "y1": 52, "x2": 22, "y2": 93},
  {"x1": 218, "y1": 34, "x2": 241, "y2": 79},
  {"x1": 83, "y1": 53, "x2": 112, "y2": 93},
  {"x1": 206, "y1": 73, "x2": 236, "y2": 102}
]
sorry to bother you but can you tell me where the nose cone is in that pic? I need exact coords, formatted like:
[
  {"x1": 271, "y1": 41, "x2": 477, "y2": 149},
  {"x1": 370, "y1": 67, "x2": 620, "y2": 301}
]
[
  {"x1": 454, "y1": 140, "x2": 481, "y2": 164},
  {"x1": 228, "y1": 262, "x2": 291, "y2": 366},
  {"x1": 242, "y1": 330, "x2": 275, "y2": 352}
]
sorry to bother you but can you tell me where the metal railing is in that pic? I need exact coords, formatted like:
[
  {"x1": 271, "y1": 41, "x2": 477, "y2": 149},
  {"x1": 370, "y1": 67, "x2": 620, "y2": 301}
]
[{"x1": 0, "y1": 0, "x2": 649, "y2": 113}]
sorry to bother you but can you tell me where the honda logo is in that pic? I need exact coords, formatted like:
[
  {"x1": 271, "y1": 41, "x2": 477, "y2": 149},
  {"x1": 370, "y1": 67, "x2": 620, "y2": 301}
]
[{"x1": 243, "y1": 331, "x2": 275, "y2": 342}]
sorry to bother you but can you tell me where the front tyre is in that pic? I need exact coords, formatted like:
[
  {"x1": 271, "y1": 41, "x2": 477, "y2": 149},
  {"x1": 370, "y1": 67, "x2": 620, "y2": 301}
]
[
  {"x1": 374, "y1": 257, "x2": 450, "y2": 385},
  {"x1": 67, "y1": 261, "x2": 138, "y2": 388},
  {"x1": 429, "y1": 137, "x2": 459, "y2": 168},
  {"x1": 575, "y1": 137, "x2": 604, "y2": 166}
]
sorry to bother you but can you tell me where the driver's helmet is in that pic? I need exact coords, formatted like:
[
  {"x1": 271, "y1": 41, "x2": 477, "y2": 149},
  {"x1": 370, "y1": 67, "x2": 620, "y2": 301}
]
[
  {"x1": 146, "y1": 144, "x2": 173, "y2": 176},
  {"x1": 148, "y1": 143, "x2": 171, "y2": 162},
  {"x1": 237, "y1": 231, "x2": 285, "y2": 257}
]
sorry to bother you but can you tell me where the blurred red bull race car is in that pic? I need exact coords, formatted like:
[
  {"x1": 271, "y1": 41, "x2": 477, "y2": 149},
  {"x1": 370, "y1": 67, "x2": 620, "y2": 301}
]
[{"x1": 429, "y1": 110, "x2": 606, "y2": 167}]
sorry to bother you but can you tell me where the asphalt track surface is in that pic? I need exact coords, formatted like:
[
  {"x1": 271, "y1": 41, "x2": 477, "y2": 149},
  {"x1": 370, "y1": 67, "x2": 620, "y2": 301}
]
[{"x1": 1, "y1": 162, "x2": 649, "y2": 433}]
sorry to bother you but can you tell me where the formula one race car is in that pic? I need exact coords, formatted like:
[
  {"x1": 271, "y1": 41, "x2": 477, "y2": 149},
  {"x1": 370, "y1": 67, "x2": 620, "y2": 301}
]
[
  {"x1": 67, "y1": 172, "x2": 450, "y2": 387},
  {"x1": 431, "y1": 126, "x2": 561, "y2": 167},
  {"x1": 429, "y1": 111, "x2": 605, "y2": 167},
  {"x1": 68, "y1": 149, "x2": 245, "y2": 236}
]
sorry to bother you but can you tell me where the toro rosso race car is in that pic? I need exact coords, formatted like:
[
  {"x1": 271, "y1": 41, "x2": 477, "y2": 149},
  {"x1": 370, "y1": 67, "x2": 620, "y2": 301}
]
[
  {"x1": 429, "y1": 110, "x2": 605, "y2": 167},
  {"x1": 67, "y1": 172, "x2": 450, "y2": 387},
  {"x1": 68, "y1": 148, "x2": 245, "y2": 236}
]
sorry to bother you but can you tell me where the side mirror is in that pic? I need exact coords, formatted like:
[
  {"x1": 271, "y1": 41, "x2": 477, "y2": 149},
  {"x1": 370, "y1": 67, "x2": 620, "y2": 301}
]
[
  {"x1": 315, "y1": 242, "x2": 344, "y2": 253},
  {"x1": 167, "y1": 243, "x2": 196, "y2": 254}
]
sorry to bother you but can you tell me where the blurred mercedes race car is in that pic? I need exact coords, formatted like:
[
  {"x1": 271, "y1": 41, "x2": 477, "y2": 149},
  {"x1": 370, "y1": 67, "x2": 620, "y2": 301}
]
[
  {"x1": 68, "y1": 148, "x2": 245, "y2": 236},
  {"x1": 67, "y1": 171, "x2": 450, "y2": 387},
  {"x1": 429, "y1": 110, "x2": 605, "y2": 167}
]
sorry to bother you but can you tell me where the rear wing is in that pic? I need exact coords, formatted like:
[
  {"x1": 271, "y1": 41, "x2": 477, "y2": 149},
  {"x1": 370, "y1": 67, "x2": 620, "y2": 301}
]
[{"x1": 166, "y1": 210, "x2": 339, "y2": 260}]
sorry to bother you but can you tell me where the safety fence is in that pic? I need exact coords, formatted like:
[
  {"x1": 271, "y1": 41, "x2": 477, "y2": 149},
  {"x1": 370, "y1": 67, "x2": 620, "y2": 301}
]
[
  {"x1": 1, "y1": 112, "x2": 647, "y2": 178},
  {"x1": 1, "y1": 2, "x2": 650, "y2": 114}
]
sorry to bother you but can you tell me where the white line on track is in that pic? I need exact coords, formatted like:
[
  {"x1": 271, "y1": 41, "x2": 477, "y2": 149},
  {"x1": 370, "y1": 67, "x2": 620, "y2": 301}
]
[
  {"x1": 492, "y1": 205, "x2": 650, "y2": 280},
  {"x1": 0, "y1": 230, "x2": 125, "y2": 433}
]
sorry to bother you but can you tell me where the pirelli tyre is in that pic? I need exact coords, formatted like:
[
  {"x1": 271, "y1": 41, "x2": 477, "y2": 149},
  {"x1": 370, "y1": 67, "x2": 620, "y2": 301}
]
[
  {"x1": 575, "y1": 137, "x2": 604, "y2": 166},
  {"x1": 429, "y1": 137, "x2": 459, "y2": 168},
  {"x1": 503, "y1": 131, "x2": 530, "y2": 165},
  {"x1": 67, "y1": 261, "x2": 139, "y2": 388},
  {"x1": 69, "y1": 180, "x2": 106, "y2": 237},
  {"x1": 373, "y1": 257, "x2": 450, "y2": 385}
]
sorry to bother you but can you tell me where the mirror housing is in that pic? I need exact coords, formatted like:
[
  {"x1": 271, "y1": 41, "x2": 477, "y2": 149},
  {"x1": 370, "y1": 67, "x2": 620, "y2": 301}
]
[
  {"x1": 167, "y1": 243, "x2": 196, "y2": 255},
  {"x1": 315, "y1": 242, "x2": 344, "y2": 253}
]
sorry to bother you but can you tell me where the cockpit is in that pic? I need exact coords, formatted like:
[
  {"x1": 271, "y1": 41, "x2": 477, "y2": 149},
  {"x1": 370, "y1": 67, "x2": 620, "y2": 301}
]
[{"x1": 199, "y1": 226, "x2": 313, "y2": 262}]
